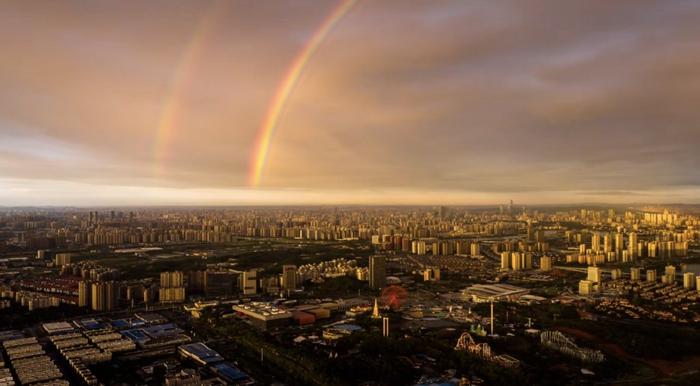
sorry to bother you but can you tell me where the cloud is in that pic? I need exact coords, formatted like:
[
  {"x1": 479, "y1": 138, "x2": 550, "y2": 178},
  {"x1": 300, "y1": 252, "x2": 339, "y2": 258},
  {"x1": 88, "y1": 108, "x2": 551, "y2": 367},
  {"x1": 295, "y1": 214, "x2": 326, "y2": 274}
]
[{"x1": 0, "y1": 0, "x2": 699, "y2": 204}]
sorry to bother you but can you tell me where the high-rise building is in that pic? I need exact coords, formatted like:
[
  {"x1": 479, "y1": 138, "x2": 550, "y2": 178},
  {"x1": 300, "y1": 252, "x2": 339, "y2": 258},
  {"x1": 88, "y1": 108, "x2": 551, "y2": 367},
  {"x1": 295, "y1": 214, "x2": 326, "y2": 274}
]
[
  {"x1": 78, "y1": 280, "x2": 91, "y2": 307},
  {"x1": 535, "y1": 229, "x2": 544, "y2": 243},
  {"x1": 91, "y1": 281, "x2": 117, "y2": 311},
  {"x1": 205, "y1": 271, "x2": 236, "y2": 297},
  {"x1": 628, "y1": 232, "x2": 638, "y2": 260},
  {"x1": 500, "y1": 252, "x2": 510, "y2": 271},
  {"x1": 188, "y1": 270, "x2": 206, "y2": 294},
  {"x1": 382, "y1": 317, "x2": 390, "y2": 337},
  {"x1": 615, "y1": 230, "x2": 624, "y2": 258},
  {"x1": 630, "y1": 267, "x2": 642, "y2": 281},
  {"x1": 646, "y1": 269, "x2": 657, "y2": 282},
  {"x1": 55, "y1": 253, "x2": 73, "y2": 267},
  {"x1": 603, "y1": 232, "x2": 612, "y2": 253},
  {"x1": 579, "y1": 280, "x2": 593, "y2": 295},
  {"x1": 523, "y1": 252, "x2": 533, "y2": 269},
  {"x1": 664, "y1": 265, "x2": 677, "y2": 277},
  {"x1": 511, "y1": 252, "x2": 522, "y2": 271},
  {"x1": 126, "y1": 283, "x2": 144, "y2": 304},
  {"x1": 143, "y1": 286, "x2": 156, "y2": 306},
  {"x1": 413, "y1": 240, "x2": 427, "y2": 255},
  {"x1": 242, "y1": 269, "x2": 259, "y2": 295},
  {"x1": 160, "y1": 271, "x2": 184, "y2": 288},
  {"x1": 682, "y1": 272, "x2": 695, "y2": 289},
  {"x1": 282, "y1": 265, "x2": 298, "y2": 292},
  {"x1": 540, "y1": 256, "x2": 552, "y2": 271},
  {"x1": 591, "y1": 233, "x2": 601, "y2": 253},
  {"x1": 160, "y1": 271, "x2": 186, "y2": 303},
  {"x1": 369, "y1": 255, "x2": 386, "y2": 290},
  {"x1": 610, "y1": 268, "x2": 622, "y2": 280},
  {"x1": 470, "y1": 242, "x2": 480, "y2": 256},
  {"x1": 587, "y1": 266, "x2": 601, "y2": 284}
]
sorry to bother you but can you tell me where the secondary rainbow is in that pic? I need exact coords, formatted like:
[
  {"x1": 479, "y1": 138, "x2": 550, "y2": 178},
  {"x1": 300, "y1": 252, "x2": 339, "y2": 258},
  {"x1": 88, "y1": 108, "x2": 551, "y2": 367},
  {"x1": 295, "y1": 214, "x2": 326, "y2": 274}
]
[
  {"x1": 153, "y1": 2, "x2": 224, "y2": 176},
  {"x1": 248, "y1": 0, "x2": 357, "y2": 187}
]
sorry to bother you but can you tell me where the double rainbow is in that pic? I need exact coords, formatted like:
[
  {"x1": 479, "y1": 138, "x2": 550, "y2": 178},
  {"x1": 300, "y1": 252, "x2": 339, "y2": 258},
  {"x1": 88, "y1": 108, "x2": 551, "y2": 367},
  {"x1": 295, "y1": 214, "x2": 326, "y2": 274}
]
[
  {"x1": 153, "y1": 1, "x2": 356, "y2": 185},
  {"x1": 247, "y1": 0, "x2": 357, "y2": 186}
]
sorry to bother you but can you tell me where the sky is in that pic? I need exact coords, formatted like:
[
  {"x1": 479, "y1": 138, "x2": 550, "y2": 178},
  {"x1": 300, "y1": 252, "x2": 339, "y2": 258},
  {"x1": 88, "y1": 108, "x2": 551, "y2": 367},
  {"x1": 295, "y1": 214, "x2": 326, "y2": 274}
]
[{"x1": 1, "y1": 0, "x2": 699, "y2": 206}]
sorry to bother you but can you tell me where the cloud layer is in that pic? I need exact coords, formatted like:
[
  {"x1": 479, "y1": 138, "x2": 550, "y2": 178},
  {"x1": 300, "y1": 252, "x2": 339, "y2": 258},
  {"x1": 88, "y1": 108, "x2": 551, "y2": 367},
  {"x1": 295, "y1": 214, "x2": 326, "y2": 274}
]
[{"x1": 1, "y1": 0, "x2": 699, "y2": 205}]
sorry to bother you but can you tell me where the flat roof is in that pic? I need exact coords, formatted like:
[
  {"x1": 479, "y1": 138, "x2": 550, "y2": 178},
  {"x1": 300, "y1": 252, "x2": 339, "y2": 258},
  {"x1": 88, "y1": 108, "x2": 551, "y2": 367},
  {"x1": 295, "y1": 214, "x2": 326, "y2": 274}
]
[
  {"x1": 42, "y1": 322, "x2": 75, "y2": 334},
  {"x1": 233, "y1": 302, "x2": 292, "y2": 321},
  {"x1": 211, "y1": 362, "x2": 248, "y2": 382},
  {"x1": 179, "y1": 342, "x2": 223, "y2": 364}
]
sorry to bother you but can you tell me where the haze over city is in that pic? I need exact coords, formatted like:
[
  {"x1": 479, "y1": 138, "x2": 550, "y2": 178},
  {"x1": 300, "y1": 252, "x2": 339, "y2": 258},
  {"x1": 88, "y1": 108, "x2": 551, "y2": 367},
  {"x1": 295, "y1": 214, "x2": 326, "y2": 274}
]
[{"x1": 2, "y1": 0, "x2": 700, "y2": 205}]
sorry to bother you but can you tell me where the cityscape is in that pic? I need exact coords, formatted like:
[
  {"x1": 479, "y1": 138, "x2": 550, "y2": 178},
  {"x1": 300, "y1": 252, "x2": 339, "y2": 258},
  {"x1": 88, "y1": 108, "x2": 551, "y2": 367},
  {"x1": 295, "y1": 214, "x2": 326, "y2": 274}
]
[{"x1": 2, "y1": 1, "x2": 700, "y2": 386}]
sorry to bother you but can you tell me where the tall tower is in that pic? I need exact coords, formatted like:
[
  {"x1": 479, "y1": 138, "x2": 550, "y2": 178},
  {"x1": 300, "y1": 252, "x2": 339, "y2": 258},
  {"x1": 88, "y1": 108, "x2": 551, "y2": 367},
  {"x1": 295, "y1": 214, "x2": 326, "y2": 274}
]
[
  {"x1": 490, "y1": 299, "x2": 495, "y2": 336},
  {"x1": 372, "y1": 298, "x2": 381, "y2": 319},
  {"x1": 591, "y1": 232, "x2": 601, "y2": 253},
  {"x1": 369, "y1": 256, "x2": 386, "y2": 290},
  {"x1": 628, "y1": 232, "x2": 638, "y2": 260},
  {"x1": 382, "y1": 317, "x2": 389, "y2": 337},
  {"x1": 603, "y1": 232, "x2": 612, "y2": 253},
  {"x1": 615, "y1": 229, "x2": 624, "y2": 259}
]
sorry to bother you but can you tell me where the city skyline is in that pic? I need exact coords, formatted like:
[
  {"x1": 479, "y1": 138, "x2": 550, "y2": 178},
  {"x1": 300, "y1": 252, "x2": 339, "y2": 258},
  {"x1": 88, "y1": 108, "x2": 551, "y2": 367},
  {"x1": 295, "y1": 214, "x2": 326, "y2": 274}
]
[{"x1": 2, "y1": 0, "x2": 700, "y2": 205}]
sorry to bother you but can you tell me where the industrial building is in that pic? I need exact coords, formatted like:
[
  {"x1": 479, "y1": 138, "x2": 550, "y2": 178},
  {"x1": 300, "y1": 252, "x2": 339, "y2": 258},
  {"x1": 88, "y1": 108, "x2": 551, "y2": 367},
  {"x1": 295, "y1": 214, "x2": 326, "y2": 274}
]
[
  {"x1": 462, "y1": 283, "x2": 530, "y2": 302},
  {"x1": 178, "y1": 342, "x2": 223, "y2": 365},
  {"x1": 232, "y1": 302, "x2": 292, "y2": 330}
]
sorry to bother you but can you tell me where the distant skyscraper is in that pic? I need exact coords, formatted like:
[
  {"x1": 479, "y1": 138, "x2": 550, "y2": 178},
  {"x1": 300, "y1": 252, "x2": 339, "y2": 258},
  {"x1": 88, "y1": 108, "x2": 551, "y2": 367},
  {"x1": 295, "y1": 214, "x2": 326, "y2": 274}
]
[
  {"x1": 591, "y1": 232, "x2": 601, "y2": 253},
  {"x1": 282, "y1": 265, "x2": 298, "y2": 292},
  {"x1": 628, "y1": 232, "x2": 638, "y2": 260},
  {"x1": 603, "y1": 232, "x2": 612, "y2": 254},
  {"x1": 615, "y1": 230, "x2": 624, "y2": 259},
  {"x1": 369, "y1": 255, "x2": 386, "y2": 290}
]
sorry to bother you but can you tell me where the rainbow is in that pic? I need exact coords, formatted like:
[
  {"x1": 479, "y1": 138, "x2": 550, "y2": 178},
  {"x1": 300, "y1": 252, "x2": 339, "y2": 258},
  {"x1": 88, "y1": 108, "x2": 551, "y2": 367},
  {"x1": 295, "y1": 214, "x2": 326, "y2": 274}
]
[
  {"x1": 152, "y1": 1, "x2": 225, "y2": 176},
  {"x1": 248, "y1": 0, "x2": 357, "y2": 186}
]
